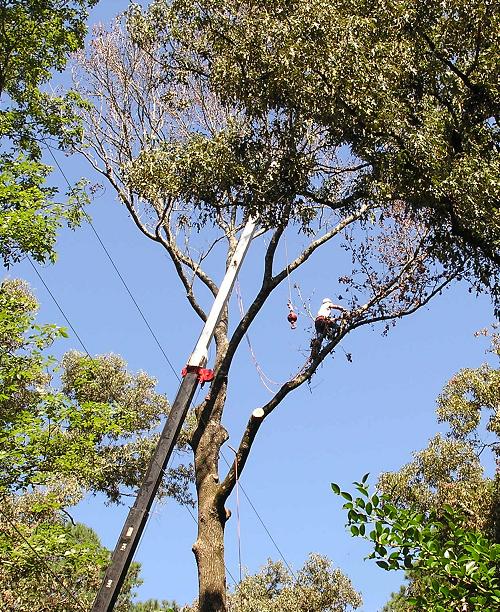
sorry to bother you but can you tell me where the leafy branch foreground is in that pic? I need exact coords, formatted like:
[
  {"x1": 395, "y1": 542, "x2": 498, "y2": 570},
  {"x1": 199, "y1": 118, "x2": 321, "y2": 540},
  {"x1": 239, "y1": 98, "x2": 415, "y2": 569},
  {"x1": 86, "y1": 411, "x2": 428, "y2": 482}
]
[{"x1": 332, "y1": 476, "x2": 500, "y2": 611}]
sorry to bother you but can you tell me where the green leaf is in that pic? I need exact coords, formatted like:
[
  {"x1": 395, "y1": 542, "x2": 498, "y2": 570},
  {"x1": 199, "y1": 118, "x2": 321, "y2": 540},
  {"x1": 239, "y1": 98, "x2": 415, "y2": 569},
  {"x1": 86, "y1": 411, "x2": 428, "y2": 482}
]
[
  {"x1": 331, "y1": 483, "x2": 341, "y2": 495},
  {"x1": 376, "y1": 560, "x2": 389, "y2": 570},
  {"x1": 355, "y1": 497, "x2": 365, "y2": 509}
]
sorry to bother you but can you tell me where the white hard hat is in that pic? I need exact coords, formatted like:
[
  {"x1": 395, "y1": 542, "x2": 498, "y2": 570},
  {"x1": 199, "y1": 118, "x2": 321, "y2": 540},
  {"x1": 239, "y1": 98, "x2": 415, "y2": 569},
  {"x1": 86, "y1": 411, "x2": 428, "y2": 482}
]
[{"x1": 322, "y1": 297, "x2": 334, "y2": 304}]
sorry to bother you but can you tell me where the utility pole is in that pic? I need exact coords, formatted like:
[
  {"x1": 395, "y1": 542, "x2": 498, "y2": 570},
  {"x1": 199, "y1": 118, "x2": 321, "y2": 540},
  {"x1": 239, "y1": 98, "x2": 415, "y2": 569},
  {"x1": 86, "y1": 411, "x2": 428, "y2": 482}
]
[{"x1": 92, "y1": 218, "x2": 257, "y2": 612}]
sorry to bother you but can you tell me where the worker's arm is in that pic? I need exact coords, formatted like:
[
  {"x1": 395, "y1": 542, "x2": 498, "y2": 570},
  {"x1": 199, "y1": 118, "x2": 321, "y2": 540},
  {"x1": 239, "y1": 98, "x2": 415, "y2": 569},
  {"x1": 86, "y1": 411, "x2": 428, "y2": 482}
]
[{"x1": 331, "y1": 304, "x2": 348, "y2": 313}]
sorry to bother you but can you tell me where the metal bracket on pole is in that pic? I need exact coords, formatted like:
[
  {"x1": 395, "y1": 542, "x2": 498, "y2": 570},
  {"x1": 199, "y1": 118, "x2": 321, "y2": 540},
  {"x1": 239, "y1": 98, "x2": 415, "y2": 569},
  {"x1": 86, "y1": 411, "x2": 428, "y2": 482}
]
[{"x1": 91, "y1": 217, "x2": 257, "y2": 612}]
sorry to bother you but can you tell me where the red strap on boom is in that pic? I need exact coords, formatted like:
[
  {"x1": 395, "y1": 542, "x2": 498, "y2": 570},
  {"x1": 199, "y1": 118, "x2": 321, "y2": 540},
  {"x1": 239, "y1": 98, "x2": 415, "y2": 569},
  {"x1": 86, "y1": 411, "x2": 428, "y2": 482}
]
[{"x1": 181, "y1": 365, "x2": 215, "y2": 385}]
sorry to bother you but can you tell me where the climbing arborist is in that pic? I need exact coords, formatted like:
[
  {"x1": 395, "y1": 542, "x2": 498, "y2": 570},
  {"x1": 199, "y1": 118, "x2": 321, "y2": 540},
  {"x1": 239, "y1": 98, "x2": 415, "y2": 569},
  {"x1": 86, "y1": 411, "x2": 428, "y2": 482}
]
[
  {"x1": 314, "y1": 297, "x2": 347, "y2": 337},
  {"x1": 310, "y1": 298, "x2": 347, "y2": 360}
]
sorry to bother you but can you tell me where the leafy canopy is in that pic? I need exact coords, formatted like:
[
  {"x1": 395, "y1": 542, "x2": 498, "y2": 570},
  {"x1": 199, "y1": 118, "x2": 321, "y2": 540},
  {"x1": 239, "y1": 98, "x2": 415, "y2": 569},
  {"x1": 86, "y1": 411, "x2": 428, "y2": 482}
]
[
  {"x1": 132, "y1": 0, "x2": 500, "y2": 308},
  {"x1": 0, "y1": 490, "x2": 141, "y2": 611},
  {"x1": 332, "y1": 477, "x2": 500, "y2": 612},
  {"x1": 129, "y1": 599, "x2": 181, "y2": 611},
  {"x1": 183, "y1": 555, "x2": 362, "y2": 612},
  {"x1": 0, "y1": 277, "x2": 193, "y2": 503}
]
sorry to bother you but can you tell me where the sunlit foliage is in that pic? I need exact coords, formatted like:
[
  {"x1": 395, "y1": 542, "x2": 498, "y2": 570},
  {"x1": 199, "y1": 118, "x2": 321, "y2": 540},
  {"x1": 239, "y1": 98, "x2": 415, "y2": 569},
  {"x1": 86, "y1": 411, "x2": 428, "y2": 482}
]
[
  {"x1": 333, "y1": 336, "x2": 500, "y2": 610},
  {"x1": 0, "y1": 0, "x2": 98, "y2": 265},
  {"x1": 130, "y1": 0, "x2": 500, "y2": 309}
]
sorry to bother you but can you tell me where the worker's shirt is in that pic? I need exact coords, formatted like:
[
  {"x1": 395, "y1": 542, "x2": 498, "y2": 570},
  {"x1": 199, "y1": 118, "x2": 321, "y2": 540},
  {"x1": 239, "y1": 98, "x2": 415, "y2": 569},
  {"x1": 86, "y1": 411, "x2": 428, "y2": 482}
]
[{"x1": 316, "y1": 303, "x2": 337, "y2": 318}]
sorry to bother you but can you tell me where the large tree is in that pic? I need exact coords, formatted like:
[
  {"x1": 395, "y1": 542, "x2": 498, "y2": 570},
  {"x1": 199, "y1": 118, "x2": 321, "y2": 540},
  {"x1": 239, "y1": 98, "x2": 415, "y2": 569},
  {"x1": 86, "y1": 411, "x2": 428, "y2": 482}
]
[{"x1": 70, "y1": 10, "x2": 463, "y2": 610}]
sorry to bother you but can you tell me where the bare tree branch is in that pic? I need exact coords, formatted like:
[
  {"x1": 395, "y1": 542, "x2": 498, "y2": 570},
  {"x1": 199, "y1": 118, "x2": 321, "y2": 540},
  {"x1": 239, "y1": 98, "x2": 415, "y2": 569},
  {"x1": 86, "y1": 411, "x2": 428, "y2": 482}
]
[
  {"x1": 218, "y1": 227, "x2": 453, "y2": 500},
  {"x1": 273, "y1": 202, "x2": 372, "y2": 284}
]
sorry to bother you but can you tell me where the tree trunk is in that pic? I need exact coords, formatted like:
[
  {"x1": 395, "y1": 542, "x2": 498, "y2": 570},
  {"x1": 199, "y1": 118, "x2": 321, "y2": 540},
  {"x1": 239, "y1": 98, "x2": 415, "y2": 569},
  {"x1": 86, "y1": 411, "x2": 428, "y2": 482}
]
[
  {"x1": 192, "y1": 387, "x2": 229, "y2": 612},
  {"x1": 192, "y1": 486, "x2": 228, "y2": 612}
]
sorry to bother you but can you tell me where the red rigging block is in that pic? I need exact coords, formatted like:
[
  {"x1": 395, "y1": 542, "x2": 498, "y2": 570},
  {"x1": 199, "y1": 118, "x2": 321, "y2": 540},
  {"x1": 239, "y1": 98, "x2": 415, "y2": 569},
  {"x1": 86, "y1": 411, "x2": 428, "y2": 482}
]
[{"x1": 287, "y1": 310, "x2": 298, "y2": 329}]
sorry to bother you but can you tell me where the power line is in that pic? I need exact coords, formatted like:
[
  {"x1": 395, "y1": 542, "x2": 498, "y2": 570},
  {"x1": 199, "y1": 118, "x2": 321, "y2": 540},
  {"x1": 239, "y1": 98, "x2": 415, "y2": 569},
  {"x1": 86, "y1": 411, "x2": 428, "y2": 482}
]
[
  {"x1": 220, "y1": 451, "x2": 296, "y2": 579},
  {"x1": 0, "y1": 501, "x2": 88, "y2": 612},
  {"x1": 84, "y1": 221, "x2": 181, "y2": 384},
  {"x1": 45, "y1": 145, "x2": 181, "y2": 384},
  {"x1": 27, "y1": 257, "x2": 91, "y2": 355},
  {"x1": 227, "y1": 445, "x2": 243, "y2": 582}
]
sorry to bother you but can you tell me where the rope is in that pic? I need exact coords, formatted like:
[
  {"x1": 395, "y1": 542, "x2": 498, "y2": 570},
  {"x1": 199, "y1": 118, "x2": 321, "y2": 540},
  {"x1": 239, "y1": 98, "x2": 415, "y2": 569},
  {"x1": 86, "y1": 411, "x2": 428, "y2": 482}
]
[
  {"x1": 191, "y1": 395, "x2": 299, "y2": 583},
  {"x1": 235, "y1": 458, "x2": 242, "y2": 582},
  {"x1": 234, "y1": 281, "x2": 312, "y2": 390},
  {"x1": 235, "y1": 281, "x2": 280, "y2": 393},
  {"x1": 228, "y1": 445, "x2": 242, "y2": 582},
  {"x1": 284, "y1": 232, "x2": 294, "y2": 307}
]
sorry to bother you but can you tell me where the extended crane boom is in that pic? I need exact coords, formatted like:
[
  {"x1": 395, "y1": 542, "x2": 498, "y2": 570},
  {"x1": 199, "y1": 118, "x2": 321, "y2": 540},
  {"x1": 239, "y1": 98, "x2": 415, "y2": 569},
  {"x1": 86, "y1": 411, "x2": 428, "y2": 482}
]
[{"x1": 92, "y1": 218, "x2": 257, "y2": 611}]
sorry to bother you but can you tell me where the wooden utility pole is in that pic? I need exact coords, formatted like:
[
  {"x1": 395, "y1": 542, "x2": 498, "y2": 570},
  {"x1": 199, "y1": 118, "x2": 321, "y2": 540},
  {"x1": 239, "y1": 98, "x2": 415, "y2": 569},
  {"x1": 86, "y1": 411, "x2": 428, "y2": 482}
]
[{"x1": 92, "y1": 218, "x2": 257, "y2": 612}]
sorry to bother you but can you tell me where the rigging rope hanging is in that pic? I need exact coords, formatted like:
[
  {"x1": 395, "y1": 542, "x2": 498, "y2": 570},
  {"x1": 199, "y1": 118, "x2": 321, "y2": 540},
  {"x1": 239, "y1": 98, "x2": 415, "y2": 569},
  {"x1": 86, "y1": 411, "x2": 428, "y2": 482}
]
[
  {"x1": 235, "y1": 281, "x2": 280, "y2": 393},
  {"x1": 235, "y1": 280, "x2": 318, "y2": 392},
  {"x1": 284, "y1": 233, "x2": 298, "y2": 329}
]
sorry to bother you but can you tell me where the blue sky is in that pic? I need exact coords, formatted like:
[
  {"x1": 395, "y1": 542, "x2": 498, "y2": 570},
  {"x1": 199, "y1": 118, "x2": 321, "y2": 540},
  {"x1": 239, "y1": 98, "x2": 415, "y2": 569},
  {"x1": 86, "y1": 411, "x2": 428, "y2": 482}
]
[{"x1": 8, "y1": 2, "x2": 498, "y2": 610}]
